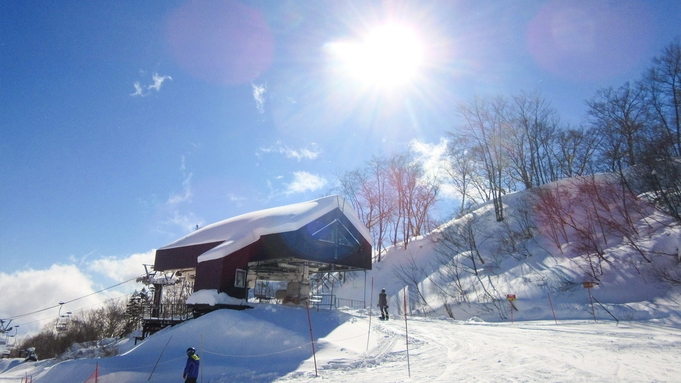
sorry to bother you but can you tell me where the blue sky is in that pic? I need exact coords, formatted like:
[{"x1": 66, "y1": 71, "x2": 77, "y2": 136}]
[{"x1": 1, "y1": 1, "x2": 680, "y2": 327}]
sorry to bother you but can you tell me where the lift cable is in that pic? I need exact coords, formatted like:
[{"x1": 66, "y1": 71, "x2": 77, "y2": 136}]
[{"x1": 4, "y1": 276, "x2": 140, "y2": 321}]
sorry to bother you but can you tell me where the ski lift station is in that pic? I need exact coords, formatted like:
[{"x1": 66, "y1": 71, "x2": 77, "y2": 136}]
[{"x1": 150, "y1": 195, "x2": 372, "y2": 315}]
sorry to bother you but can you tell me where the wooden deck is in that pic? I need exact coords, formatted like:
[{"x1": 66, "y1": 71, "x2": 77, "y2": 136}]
[{"x1": 136, "y1": 303, "x2": 192, "y2": 343}]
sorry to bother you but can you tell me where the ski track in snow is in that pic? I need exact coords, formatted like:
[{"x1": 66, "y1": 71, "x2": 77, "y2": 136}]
[
  {"x1": 276, "y1": 314, "x2": 681, "y2": 383},
  {"x1": 4, "y1": 311, "x2": 681, "y2": 382}
]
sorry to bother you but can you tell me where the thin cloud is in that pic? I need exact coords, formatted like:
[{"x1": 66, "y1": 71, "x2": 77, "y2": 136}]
[
  {"x1": 166, "y1": 173, "x2": 192, "y2": 205},
  {"x1": 260, "y1": 141, "x2": 321, "y2": 161},
  {"x1": 165, "y1": 210, "x2": 205, "y2": 234},
  {"x1": 148, "y1": 73, "x2": 172, "y2": 92},
  {"x1": 68, "y1": 249, "x2": 97, "y2": 265},
  {"x1": 153, "y1": 156, "x2": 205, "y2": 236},
  {"x1": 285, "y1": 171, "x2": 327, "y2": 195},
  {"x1": 130, "y1": 72, "x2": 172, "y2": 97},
  {"x1": 130, "y1": 82, "x2": 145, "y2": 97},
  {"x1": 227, "y1": 193, "x2": 246, "y2": 207},
  {"x1": 252, "y1": 82, "x2": 266, "y2": 113},
  {"x1": 167, "y1": 156, "x2": 192, "y2": 205}
]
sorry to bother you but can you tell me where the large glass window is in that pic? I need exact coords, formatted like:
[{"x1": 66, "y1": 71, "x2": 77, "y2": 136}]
[{"x1": 312, "y1": 219, "x2": 360, "y2": 248}]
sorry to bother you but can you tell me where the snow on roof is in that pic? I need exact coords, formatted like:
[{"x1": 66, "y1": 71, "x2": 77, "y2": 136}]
[
  {"x1": 159, "y1": 195, "x2": 372, "y2": 263},
  {"x1": 185, "y1": 289, "x2": 247, "y2": 306}
]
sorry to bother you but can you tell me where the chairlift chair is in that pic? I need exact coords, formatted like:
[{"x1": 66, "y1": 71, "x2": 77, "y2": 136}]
[
  {"x1": 55, "y1": 312, "x2": 72, "y2": 334},
  {"x1": 0, "y1": 321, "x2": 11, "y2": 347}
]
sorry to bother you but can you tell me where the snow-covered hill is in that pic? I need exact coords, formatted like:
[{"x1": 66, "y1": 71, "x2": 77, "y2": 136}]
[
  {"x1": 335, "y1": 176, "x2": 681, "y2": 326},
  {"x1": 3, "y1": 179, "x2": 681, "y2": 382}
]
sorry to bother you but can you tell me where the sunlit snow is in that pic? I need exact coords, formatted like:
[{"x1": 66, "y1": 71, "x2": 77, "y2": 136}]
[{"x1": 3, "y1": 183, "x2": 681, "y2": 382}]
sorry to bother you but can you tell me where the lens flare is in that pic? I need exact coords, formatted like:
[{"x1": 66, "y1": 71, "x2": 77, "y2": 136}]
[{"x1": 328, "y1": 23, "x2": 425, "y2": 89}]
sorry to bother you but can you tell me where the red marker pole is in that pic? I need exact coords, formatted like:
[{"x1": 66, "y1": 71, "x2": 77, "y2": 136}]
[
  {"x1": 506, "y1": 294, "x2": 516, "y2": 324},
  {"x1": 510, "y1": 300, "x2": 514, "y2": 324},
  {"x1": 588, "y1": 287, "x2": 596, "y2": 322},
  {"x1": 583, "y1": 282, "x2": 596, "y2": 322}
]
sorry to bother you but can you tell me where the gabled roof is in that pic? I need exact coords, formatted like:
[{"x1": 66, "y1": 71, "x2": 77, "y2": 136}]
[{"x1": 159, "y1": 195, "x2": 372, "y2": 264}]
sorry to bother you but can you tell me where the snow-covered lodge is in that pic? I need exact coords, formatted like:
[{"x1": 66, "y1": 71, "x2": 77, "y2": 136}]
[{"x1": 151, "y1": 195, "x2": 372, "y2": 312}]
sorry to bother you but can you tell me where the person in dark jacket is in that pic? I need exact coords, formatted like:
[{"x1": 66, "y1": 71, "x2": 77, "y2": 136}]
[
  {"x1": 183, "y1": 347, "x2": 200, "y2": 383},
  {"x1": 378, "y1": 288, "x2": 389, "y2": 320}
]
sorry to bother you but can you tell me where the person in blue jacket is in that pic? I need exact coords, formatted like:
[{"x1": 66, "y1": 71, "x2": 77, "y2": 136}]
[{"x1": 183, "y1": 347, "x2": 200, "y2": 383}]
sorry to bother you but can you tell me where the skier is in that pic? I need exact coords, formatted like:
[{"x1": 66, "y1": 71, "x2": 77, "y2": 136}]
[
  {"x1": 378, "y1": 288, "x2": 389, "y2": 320},
  {"x1": 183, "y1": 347, "x2": 200, "y2": 383}
]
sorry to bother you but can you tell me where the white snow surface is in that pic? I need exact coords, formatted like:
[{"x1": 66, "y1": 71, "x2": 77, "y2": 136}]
[
  {"x1": 3, "y1": 308, "x2": 681, "y2": 382},
  {"x1": 4, "y1": 182, "x2": 681, "y2": 382},
  {"x1": 185, "y1": 289, "x2": 247, "y2": 306},
  {"x1": 158, "y1": 195, "x2": 371, "y2": 263}
]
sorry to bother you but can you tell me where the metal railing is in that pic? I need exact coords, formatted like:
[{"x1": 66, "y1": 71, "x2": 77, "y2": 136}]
[
  {"x1": 142, "y1": 303, "x2": 192, "y2": 321},
  {"x1": 310, "y1": 294, "x2": 335, "y2": 310},
  {"x1": 309, "y1": 295, "x2": 366, "y2": 310},
  {"x1": 336, "y1": 297, "x2": 365, "y2": 309}
]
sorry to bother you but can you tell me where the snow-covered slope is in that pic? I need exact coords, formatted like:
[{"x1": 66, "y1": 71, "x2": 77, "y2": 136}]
[
  {"x1": 335, "y1": 177, "x2": 681, "y2": 326},
  {"x1": 4, "y1": 179, "x2": 681, "y2": 382},
  {"x1": 4, "y1": 306, "x2": 681, "y2": 382}
]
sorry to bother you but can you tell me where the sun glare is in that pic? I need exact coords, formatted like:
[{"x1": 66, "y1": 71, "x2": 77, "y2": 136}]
[{"x1": 330, "y1": 24, "x2": 425, "y2": 88}]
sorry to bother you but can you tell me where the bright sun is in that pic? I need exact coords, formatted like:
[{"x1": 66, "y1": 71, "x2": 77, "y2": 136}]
[{"x1": 329, "y1": 24, "x2": 425, "y2": 88}]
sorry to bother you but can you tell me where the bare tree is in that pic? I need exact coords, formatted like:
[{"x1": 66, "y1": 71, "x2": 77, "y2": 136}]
[
  {"x1": 533, "y1": 174, "x2": 660, "y2": 280},
  {"x1": 388, "y1": 154, "x2": 412, "y2": 247},
  {"x1": 17, "y1": 299, "x2": 129, "y2": 359},
  {"x1": 388, "y1": 153, "x2": 440, "y2": 249},
  {"x1": 457, "y1": 96, "x2": 510, "y2": 221},
  {"x1": 83, "y1": 300, "x2": 128, "y2": 339},
  {"x1": 337, "y1": 169, "x2": 374, "y2": 228},
  {"x1": 586, "y1": 81, "x2": 653, "y2": 171},
  {"x1": 410, "y1": 175, "x2": 440, "y2": 237},
  {"x1": 495, "y1": 198, "x2": 538, "y2": 261},
  {"x1": 553, "y1": 126, "x2": 600, "y2": 178},
  {"x1": 430, "y1": 215, "x2": 510, "y2": 319},
  {"x1": 627, "y1": 157, "x2": 681, "y2": 224},
  {"x1": 531, "y1": 185, "x2": 570, "y2": 252},
  {"x1": 429, "y1": 214, "x2": 491, "y2": 304},
  {"x1": 645, "y1": 39, "x2": 681, "y2": 157},
  {"x1": 337, "y1": 161, "x2": 395, "y2": 261},
  {"x1": 392, "y1": 252, "x2": 433, "y2": 315},
  {"x1": 365, "y1": 157, "x2": 396, "y2": 261},
  {"x1": 508, "y1": 91, "x2": 561, "y2": 188},
  {"x1": 446, "y1": 134, "x2": 490, "y2": 212}
]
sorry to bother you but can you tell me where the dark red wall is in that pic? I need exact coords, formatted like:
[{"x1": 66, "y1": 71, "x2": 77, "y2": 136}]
[
  {"x1": 194, "y1": 242, "x2": 256, "y2": 299},
  {"x1": 154, "y1": 241, "x2": 223, "y2": 271}
]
